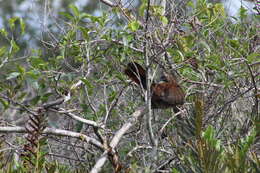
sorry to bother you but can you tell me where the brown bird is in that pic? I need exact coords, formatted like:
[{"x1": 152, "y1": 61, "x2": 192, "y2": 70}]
[{"x1": 124, "y1": 62, "x2": 185, "y2": 112}]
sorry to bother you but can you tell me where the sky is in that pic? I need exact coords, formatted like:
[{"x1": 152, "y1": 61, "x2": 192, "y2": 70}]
[{"x1": 222, "y1": 0, "x2": 257, "y2": 18}]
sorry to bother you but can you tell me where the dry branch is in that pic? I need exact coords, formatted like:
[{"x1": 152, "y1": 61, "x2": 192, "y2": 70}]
[
  {"x1": 90, "y1": 106, "x2": 147, "y2": 173},
  {"x1": 49, "y1": 108, "x2": 103, "y2": 128},
  {"x1": 0, "y1": 126, "x2": 104, "y2": 150}
]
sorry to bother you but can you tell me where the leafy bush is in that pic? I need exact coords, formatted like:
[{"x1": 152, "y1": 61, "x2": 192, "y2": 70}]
[{"x1": 0, "y1": 0, "x2": 259, "y2": 172}]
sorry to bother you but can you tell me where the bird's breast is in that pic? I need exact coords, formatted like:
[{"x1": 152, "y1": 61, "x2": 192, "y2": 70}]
[{"x1": 151, "y1": 82, "x2": 185, "y2": 108}]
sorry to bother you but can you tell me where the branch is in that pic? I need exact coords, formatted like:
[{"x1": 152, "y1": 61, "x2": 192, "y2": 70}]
[
  {"x1": 0, "y1": 126, "x2": 104, "y2": 150},
  {"x1": 43, "y1": 97, "x2": 65, "y2": 109},
  {"x1": 207, "y1": 86, "x2": 254, "y2": 123},
  {"x1": 245, "y1": 61, "x2": 259, "y2": 116},
  {"x1": 100, "y1": 0, "x2": 139, "y2": 22},
  {"x1": 0, "y1": 93, "x2": 38, "y2": 116},
  {"x1": 158, "y1": 110, "x2": 183, "y2": 137},
  {"x1": 104, "y1": 85, "x2": 127, "y2": 126},
  {"x1": 0, "y1": 94, "x2": 68, "y2": 115},
  {"x1": 99, "y1": 0, "x2": 116, "y2": 7},
  {"x1": 185, "y1": 79, "x2": 224, "y2": 88},
  {"x1": 143, "y1": 0, "x2": 156, "y2": 147},
  {"x1": 90, "y1": 106, "x2": 147, "y2": 173},
  {"x1": 49, "y1": 108, "x2": 104, "y2": 129},
  {"x1": 127, "y1": 145, "x2": 172, "y2": 157},
  {"x1": 70, "y1": 39, "x2": 143, "y2": 53}
]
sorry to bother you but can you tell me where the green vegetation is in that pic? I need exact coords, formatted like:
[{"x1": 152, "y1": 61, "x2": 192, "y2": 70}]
[{"x1": 0, "y1": 0, "x2": 259, "y2": 172}]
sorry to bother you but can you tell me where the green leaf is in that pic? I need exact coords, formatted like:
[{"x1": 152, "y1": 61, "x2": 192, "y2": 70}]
[
  {"x1": 19, "y1": 18, "x2": 26, "y2": 35},
  {"x1": 79, "y1": 12, "x2": 91, "y2": 19},
  {"x1": 247, "y1": 53, "x2": 260, "y2": 64},
  {"x1": 59, "y1": 12, "x2": 74, "y2": 20},
  {"x1": 17, "y1": 65, "x2": 25, "y2": 74},
  {"x1": 6, "y1": 72, "x2": 20, "y2": 80},
  {"x1": 69, "y1": 4, "x2": 79, "y2": 18},
  {"x1": 0, "y1": 46, "x2": 7, "y2": 57},
  {"x1": 229, "y1": 39, "x2": 240, "y2": 49},
  {"x1": 26, "y1": 70, "x2": 41, "y2": 80},
  {"x1": 0, "y1": 98, "x2": 9, "y2": 110},
  {"x1": 10, "y1": 39, "x2": 20, "y2": 54},
  {"x1": 176, "y1": 50, "x2": 185, "y2": 61},
  {"x1": 214, "y1": 3, "x2": 226, "y2": 17},
  {"x1": 115, "y1": 73, "x2": 125, "y2": 82},
  {"x1": 81, "y1": 104, "x2": 96, "y2": 120},
  {"x1": 128, "y1": 20, "x2": 140, "y2": 32},
  {"x1": 108, "y1": 91, "x2": 117, "y2": 102},
  {"x1": 42, "y1": 92, "x2": 53, "y2": 102},
  {"x1": 152, "y1": 5, "x2": 165, "y2": 16},
  {"x1": 187, "y1": 1, "x2": 194, "y2": 8},
  {"x1": 9, "y1": 17, "x2": 19, "y2": 31},
  {"x1": 172, "y1": 168, "x2": 180, "y2": 173},
  {"x1": 29, "y1": 56, "x2": 48, "y2": 69},
  {"x1": 239, "y1": 6, "x2": 248, "y2": 19},
  {"x1": 241, "y1": 130, "x2": 256, "y2": 153},
  {"x1": 0, "y1": 28, "x2": 8, "y2": 38},
  {"x1": 81, "y1": 78, "x2": 94, "y2": 95},
  {"x1": 202, "y1": 125, "x2": 214, "y2": 141},
  {"x1": 160, "y1": 16, "x2": 168, "y2": 25},
  {"x1": 79, "y1": 26, "x2": 90, "y2": 40}
]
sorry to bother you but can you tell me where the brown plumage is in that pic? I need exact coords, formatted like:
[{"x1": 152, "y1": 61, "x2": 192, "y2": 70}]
[{"x1": 124, "y1": 62, "x2": 185, "y2": 111}]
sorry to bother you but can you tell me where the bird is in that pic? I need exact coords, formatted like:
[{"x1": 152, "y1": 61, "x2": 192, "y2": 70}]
[{"x1": 124, "y1": 62, "x2": 185, "y2": 112}]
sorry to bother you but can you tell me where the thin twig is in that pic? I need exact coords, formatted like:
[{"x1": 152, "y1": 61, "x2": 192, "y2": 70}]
[
  {"x1": 158, "y1": 110, "x2": 183, "y2": 137},
  {"x1": 104, "y1": 85, "x2": 127, "y2": 126},
  {"x1": 185, "y1": 79, "x2": 224, "y2": 88},
  {"x1": 245, "y1": 61, "x2": 259, "y2": 116},
  {"x1": 127, "y1": 145, "x2": 172, "y2": 157}
]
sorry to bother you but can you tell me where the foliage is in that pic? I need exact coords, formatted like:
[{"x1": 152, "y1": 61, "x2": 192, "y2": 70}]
[{"x1": 0, "y1": 0, "x2": 259, "y2": 172}]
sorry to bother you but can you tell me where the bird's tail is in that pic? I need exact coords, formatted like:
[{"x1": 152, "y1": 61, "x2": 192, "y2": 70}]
[{"x1": 124, "y1": 62, "x2": 147, "y2": 89}]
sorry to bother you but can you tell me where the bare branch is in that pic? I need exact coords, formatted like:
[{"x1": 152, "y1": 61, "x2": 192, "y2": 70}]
[
  {"x1": 185, "y1": 79, "x2": 224, "y2": 88},
  {"x1": 143, "y1": 0, "x2": 156, "y2": 148},
  {"x1": 99, "y1": 0, "x2": 116, "y2": 7},
  {"x1": 43, "y1": 97, "x2": 65, "y2": 109},
  {"x1": 49, "y1": 108, "x2": 104, "y2": 129},
  {"x1": 104, "y1": 85, "x2": 127, "y2": 126},
  {"x1": 158, "y1": 110, "x2": 183, "y2": 137},
  {"x1": 245, "y1": 61, "x2": 259, "y2": 116},
  {"x1": 127, "y1": 145, "x2": 172, "y2": 157},
  {"x1": 90, "y1": 106, "x2": 147, "y2": 173},
  {"x1": 0, "y1": 126, "x2": 104, "y2": 150}
]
